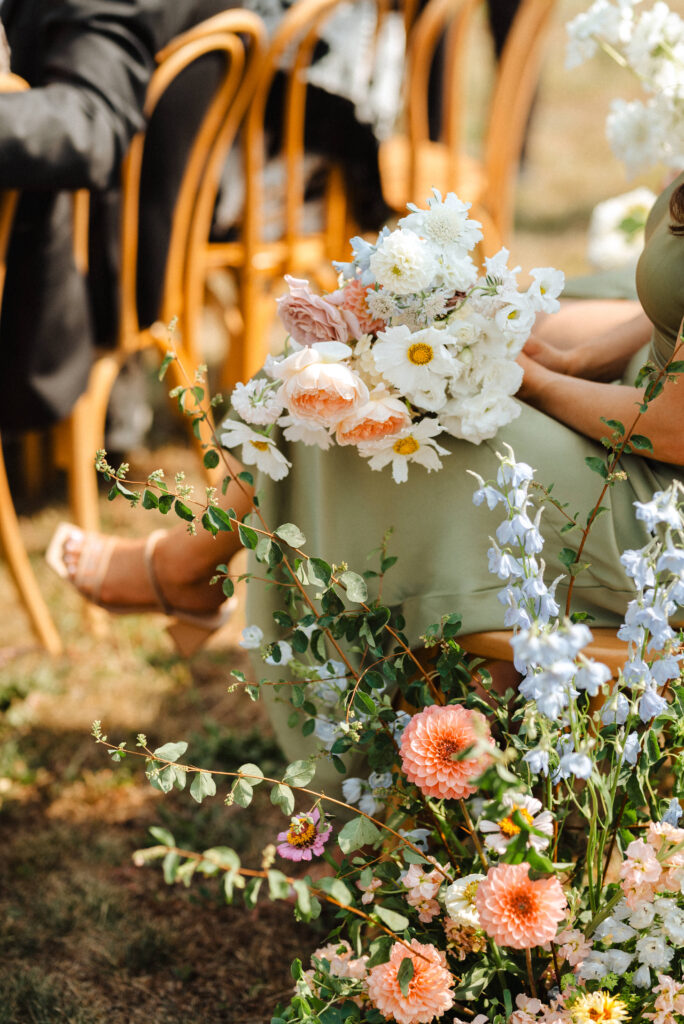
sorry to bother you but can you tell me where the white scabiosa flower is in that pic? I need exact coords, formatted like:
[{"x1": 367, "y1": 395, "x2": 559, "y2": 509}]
[
  {"x1": 443, "y1": 874, "x2": 485, "y2": 928},
  {"x1": 231, "y1": 377, "x2": 284, "y2": 425},
  {"x1": 220, "y1": 420, "x2": 292, "y2": 481},
  {"x1": 358, "y1": 417, "x2": 450, "y2": 483},
  {"x1": 369, "y1": 228, "x2": 438, "y2": 295},
  {"x1": 399, "y1": 189, "x2": 482, "y2": 252}
]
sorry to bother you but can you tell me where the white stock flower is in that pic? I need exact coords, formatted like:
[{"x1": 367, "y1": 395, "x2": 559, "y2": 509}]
[
  {"x1": 219, "y1": 420, "x2": 291, "y2": 481},
  {"x1": 369, "y1": 228, "x2": 438, "y2": 295},
  {"x1": 635, "y1": 931, "x2": 675, "y2": 969},
  {"x1": 526, "y1": 267, "x2": 565, "y2": 313},
  {"x1": 443, "y1": 874, "x2": 485, "y2": 927},
  {"x1": 358, "y1": 417, "x2": 450, "y2": 483},
  {"x1": 441, "y1": 391, "x2": 521, "y2": 444},
  {"x1": 279, "y1": 413, "x2": 333, "y2": 450}
]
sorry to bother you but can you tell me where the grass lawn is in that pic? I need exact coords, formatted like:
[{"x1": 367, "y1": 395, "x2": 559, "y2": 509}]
[{"x1": 0, "y1": 1, "x2": 665, "y2": 1019}]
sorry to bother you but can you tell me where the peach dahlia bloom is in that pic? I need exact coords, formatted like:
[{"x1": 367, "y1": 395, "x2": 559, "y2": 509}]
[
  {"x1": 399, "y1": 703, "x2": 493, "y2": 800},
  {"x1": 476, "y1": 862, "x2": 567, "y2": 949},
  {"x1": 366, "y1": 939, "x2": 454, "y2": 1024}
]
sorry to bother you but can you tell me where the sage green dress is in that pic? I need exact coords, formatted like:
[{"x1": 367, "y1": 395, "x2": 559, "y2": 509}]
[{"x1": 242, "y1": 174, "x2": 684, "y2": 778}]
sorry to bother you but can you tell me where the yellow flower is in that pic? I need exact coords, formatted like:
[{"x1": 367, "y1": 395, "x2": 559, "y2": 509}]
[{"x1": 571, "y1": 991, "x2": 629, "y2": 1024}]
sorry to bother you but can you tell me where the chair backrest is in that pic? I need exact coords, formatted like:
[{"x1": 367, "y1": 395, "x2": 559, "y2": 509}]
[
  {"x1": 117, "y1": 10, "x2": 266, "y2": 349},
  {"x1": 402, "y1": 0, "x2": 554, "y2": 242},
  {"x1": 241, "y1": 0, "x2": 407, "y2": 258}
]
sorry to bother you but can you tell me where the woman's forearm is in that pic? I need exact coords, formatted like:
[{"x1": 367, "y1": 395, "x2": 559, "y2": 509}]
[
  {"x1": 521, "y1": 361, "x2": 684, "y2": 466},
  {"x1": 564, "y1": 312, "x2": 653, "y2": 381}
]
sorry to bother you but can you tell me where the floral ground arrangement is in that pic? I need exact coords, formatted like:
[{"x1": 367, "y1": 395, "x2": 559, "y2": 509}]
[{"x1": 95, "y1": 305, "x2": 684, "y2": 1023}]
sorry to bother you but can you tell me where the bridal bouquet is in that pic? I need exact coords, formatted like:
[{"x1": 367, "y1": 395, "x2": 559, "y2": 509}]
[
  {"x1": 566, "y1": 0, "x2": 684, "y2": 176},
  {"x1": 220, "y1": 190, "x2": 564, "y2": 483}
]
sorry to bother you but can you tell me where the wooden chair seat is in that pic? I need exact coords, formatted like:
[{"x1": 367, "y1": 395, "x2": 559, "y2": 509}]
[{"x1": 459, "y1": 628, "x2": 630, "y2": 678}]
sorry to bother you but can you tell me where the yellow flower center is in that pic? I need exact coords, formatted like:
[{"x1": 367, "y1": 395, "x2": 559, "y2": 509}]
[
  {"x1": 497, "y1": 805, "x2": 534, "y2": 837},
  {"x1": 393, "y1": 436, "x2": 419, "y2": 456},
  {"x1": 463, "y1": 880, "x2": 479, "y2": 904},
  {"x1": 286, "y1": 818, "x2": 317, "y2": 848},
  {"x1": 250, "y1": 439, "x2": 270, "y2": 451},
  {"x1": 407, "y1": 342, "x2": 434, "y2": 365},
  {"x1": 571, "y1": 991, "x2": 630, "y2": 1024}
]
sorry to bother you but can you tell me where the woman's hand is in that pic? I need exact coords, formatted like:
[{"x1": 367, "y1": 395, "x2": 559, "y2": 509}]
[{"x1": 522, "y1": 335, "x2": 574, "y2": 375}]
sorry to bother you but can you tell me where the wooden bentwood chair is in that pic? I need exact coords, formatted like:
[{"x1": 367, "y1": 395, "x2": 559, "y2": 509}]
[
  {"x1": 192, "y1": 0, "x2": 415, "y2": 392},
  {"x1": 380, "y1": 0, "x2": 556, "y2": 256},
  {"x1": 55, "y1": 11, "x2": 266, "y2": 535},
  {"x1": 0, "y1": 73, "x2": 62, "y2": 654}
]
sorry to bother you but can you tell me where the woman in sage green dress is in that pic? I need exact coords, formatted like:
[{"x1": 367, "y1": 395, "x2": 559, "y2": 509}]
[{"x1": 50, "y1": 175, "x2": 684, "y2": 775}]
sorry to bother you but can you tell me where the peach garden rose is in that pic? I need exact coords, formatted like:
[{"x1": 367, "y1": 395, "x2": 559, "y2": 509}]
[{"x1": 276, "y1": 345, "x2": 369, "y2": 427}]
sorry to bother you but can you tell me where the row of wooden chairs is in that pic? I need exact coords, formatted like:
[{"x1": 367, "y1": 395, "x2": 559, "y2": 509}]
[{"x1": 2, "y1": 0, "x2": 557, "y2": 654}]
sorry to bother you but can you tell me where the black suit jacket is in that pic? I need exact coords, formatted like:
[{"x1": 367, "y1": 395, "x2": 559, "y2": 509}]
[{"x1": 0, "y1": 0, "x2": 232, "y2": 431}]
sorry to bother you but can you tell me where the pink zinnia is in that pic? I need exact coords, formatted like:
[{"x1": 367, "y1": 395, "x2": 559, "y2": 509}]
[
  {"x1": 276, "y1": 807, "x2": 331, "y2": 862},
  {"x1": 366, "y1": 939, "x2": 454, "y2": 1024},
  {"x1": 476, "y1": 862, "x2": 567, "y2": 949},
  {"x1": 399, "y1": 703, "x2": 493, "y2": 800}
]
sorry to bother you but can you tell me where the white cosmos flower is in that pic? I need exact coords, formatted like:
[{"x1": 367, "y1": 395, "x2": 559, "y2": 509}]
[
  {"x1": 219, "y1": 421, "x2": 291, "y2": 480},
  {"x1": 443, "y1": 873, "x2": 486, "y2": 927},
  {"x1": 358, "y1": 417, "x2": 450, "y2": 483},
  {"x1": 479, "y1": 793, "x2": 554, "y2": 855},
  {"x1": 372, "y1": 324, "x2": 456, "y2": 395},
  {"x1": 369, "y1": 228, "x2": 438, "y2": 295}
]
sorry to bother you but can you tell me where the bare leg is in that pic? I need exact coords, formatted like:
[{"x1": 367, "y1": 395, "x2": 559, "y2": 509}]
[{"x1": 62, "y1": 452, "x2": 253, "y2": 613}]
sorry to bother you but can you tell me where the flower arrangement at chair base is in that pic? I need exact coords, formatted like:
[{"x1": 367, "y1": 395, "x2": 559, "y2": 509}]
[{"x1": 221, "y1": 189, "x2": 564, "y2": 483}]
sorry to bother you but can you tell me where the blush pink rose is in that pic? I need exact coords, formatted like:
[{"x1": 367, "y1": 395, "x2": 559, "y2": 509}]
[
  {"x1": 277, "y1": 347, "x2": 369, "y2": 426},
  {"x1": 277, "y1": 275, "x2": 353, "y2": 346},
  {"x1": 335, "y1": 391, "x2": 411, "y2": 445}
]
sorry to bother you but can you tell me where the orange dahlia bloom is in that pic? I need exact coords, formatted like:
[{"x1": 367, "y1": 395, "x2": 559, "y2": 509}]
[
  {"x1": 476, "y1": 862, "x2": 567, "y2": 949},
  {"x1": 399, "y1": 703, "x2": 493, "y2": 800},
  {"x1": 366, "y1": 939, "x2": 454, "y2": 1024}
]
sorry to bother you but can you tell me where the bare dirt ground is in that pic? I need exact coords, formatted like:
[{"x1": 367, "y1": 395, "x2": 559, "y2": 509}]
[{"x1": 0, "y1": 1, "x2": 664, "y2": 1020}]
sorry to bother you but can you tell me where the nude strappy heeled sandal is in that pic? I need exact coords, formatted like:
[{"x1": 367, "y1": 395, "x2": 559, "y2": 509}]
[{"x1": 45, "y1": 522, "x2": 235, "y2": 656}]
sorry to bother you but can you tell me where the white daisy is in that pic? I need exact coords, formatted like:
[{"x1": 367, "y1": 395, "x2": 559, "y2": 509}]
[
  {"x1": 479, "y1": 793, "x2": 554, "y2": 855},
  {"x1": 372, "y1": 324, "x2": 457, "y2": 395},
  {"x1": 358, "y1": 417, "x2": 450, "y2": 483},
  {"x1": 219, "y1": 420, "x2": 291, "y2": 480}
]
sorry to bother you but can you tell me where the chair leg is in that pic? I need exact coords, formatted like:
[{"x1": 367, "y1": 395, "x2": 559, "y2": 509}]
[{"x1": 0, "y1": 436, "x2": 62, "y2": 654}]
